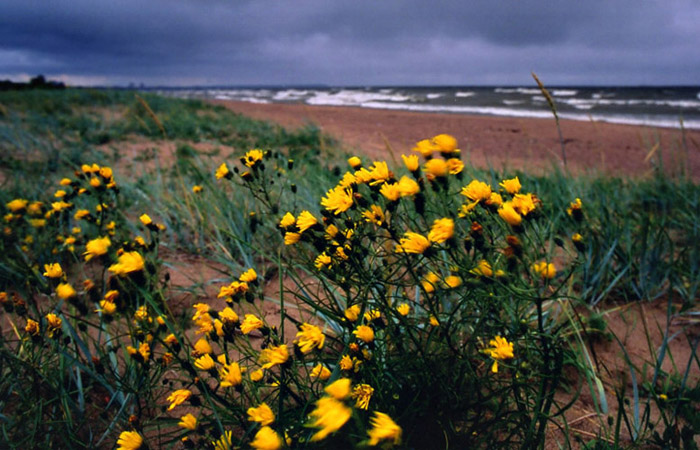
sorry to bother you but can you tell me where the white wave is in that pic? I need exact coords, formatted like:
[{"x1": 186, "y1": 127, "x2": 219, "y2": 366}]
[
  {"x1": 335, "y1": 100, "x2": 700, "y2": 130},
  {"x1": 455, "y1": 91, "x2": 475, "y2": 97},
  {"x1": 551, "y1": 89, "x2": 578, "y2": 96},
  {"x1": 502, "y1": 100, "x2": 524, "y2": 105},
  {"x1": 272, "y1": 89, "x2": 309, "y2": 101},
  {"x1": 572, "y1": 103, "x2": 595, "y2": 110},
  {"x1": 305, "y1": 89, "x2": 412, "y2": 106},
  {"x1": 236, "y1": 97, "x2": 270, "y2": 104},
  {"x1": 494, "y1": 87, "x2": 541, "y2": 95},
  {"x1": 426, "y1": 93, "x2": 443, "y2": 99},
  {"x1": 494, "y1": 88, "x2": 516, "y2": 94}
]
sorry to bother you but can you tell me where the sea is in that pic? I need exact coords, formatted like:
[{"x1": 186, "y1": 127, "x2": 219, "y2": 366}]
[{"x1": 153, "y1": 86, "x2": 700, "y2": 130}]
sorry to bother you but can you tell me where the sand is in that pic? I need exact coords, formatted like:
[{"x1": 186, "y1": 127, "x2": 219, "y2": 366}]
[{"x1": 212, "y1": 100, "x2": 700, "y2": 180}]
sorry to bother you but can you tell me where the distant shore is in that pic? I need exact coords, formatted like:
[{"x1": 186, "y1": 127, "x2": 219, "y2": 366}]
[{"x1": 212, "y1": 99, "x2": 700, "y2": 179}]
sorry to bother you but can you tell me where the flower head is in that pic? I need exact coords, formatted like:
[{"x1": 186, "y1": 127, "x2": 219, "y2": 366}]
[
  {"x1": 308, "y1": 396, "x2": 352, "y2": 442},
  {"x1": 500, "y1": 176, "x2": 521, "y2": 194},
  {"x1": 395, "y1": 232, "x2": 430, "y2": 254},
  {"x1": 367, "y1": 412, "x2": 402, "y2": 446},
  {"x1": 248, "y1": 402, "x2": 275, "y2": 426},
  {"x1": 486, "y1": 336, "x2": 514, "y2": 373},
  {"x1": 297, "y1": 210, "x2": 318, "y2": 233},
  {"x1": 295, "y1": 323, "x2": 325, "y2": 353},
  {"x1": 401, "y1": 154, "x2": 420, "y2": 172},
  {"x1": 167, "y1": 389, "x2": 191, "y2": 410},
  {"x1": 498, "y1": 202, "x2": 522, "y2": 226},
  {"x1": 6, "y1": 199, "x2": 28, "y2": 212},
  {"x1": 220, "y1": 362, "x2": 243, "y2": 387},
  {"x1": 116, "y1": 430, "x2": 143, "y2": 450},
  {"x1": 461, "y1": 180, "x2": 492, "y2": 202},
  {"x1": 215, "y1": 163, "x2": 230, "y2": 179},
  {"x1": 178, "y1": 413, "x2": 198, "y2": 431},
  {"x1": 353, "y1": 325, "x2": 375, "y2": 343},
  {"x1": 311, "y1": 364, "x2": 331, "y2": 380},
  {"x1": 108, "y1": 251, "x2": 145, "y2": 276},
  {"x1": 243, "y1": 149, "x2": 264, "y2": 167},
  {"x1": 259, "y1": 344, "x2": 289, "y2": 369},
  {"x1": 362, "y1": 205, "x2": 385, "y2": 226},
  {"x1": 56, "y1": 283, "x2": 76, "y2": 300},
  {"x1": 413, "y1": 139, "x2": 436, "y2": 158},
  {"x1": 428, "y1": 218, "x2": 454, "y2": 244},
  {"x1": 84, "y1": 236, "x2": 111, "y2": 261},
  {"x1": 532, "y1": 261, "x2": 556, "y2": 279},
  {"x1": 240, "y1": 314, "x2": 264, "y2": 334},
  {"x1": 432, "y1": 133, "x2": 458, "y2": 153},
  {"x1": 43, "y1": 263, "x2": 64, "y2": 279},
  {"x1": 251, "y1": 426, "x2": 283, "y2": 450},
  {"x1": 424, "y1": 158, "x2": 448, "y2": 178},
  {"x1": 321, "y1": 186, "x2": 354, "y2": 215},
  {"x1": 279, "y1": 212, "x2": 296, "y2": 228},
  {"x1": 352, "y1": 383, "x2": 374, "y2": 410}
]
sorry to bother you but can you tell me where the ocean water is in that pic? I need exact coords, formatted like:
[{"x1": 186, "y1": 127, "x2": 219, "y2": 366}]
[{"x1": 154, "y1": 86, "x2": 700, "y2": 130}]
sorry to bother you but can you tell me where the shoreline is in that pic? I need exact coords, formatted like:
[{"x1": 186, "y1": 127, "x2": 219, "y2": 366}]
[{"x1": 211, "y1": 99, "x2": 700, "y2": 179}]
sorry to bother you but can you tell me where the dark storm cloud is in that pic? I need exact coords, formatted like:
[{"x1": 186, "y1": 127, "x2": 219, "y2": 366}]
[{"x1": 1, "y1": 0, "x2": 698, "y2": 85}]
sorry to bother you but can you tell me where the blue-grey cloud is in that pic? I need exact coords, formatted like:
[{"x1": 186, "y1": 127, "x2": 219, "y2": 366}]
[{"x1": 1, "y1": 0, "x2": 698, "y2": 86}]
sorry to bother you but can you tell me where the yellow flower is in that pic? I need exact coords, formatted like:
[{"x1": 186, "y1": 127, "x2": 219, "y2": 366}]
[
  {"x1": 194, "y1": 354, "x2": 216, "y2": 371},
  {"x1": 395, "y1": 231, "x2": 430, "y2": 254},
  {"x1": 345, "y1": 304, "x2": 361, "y2": 322},
  {"x1": 401, "y1": 154, "x2": 420, "y2": 172},
  {"x1": 424, "y1": 158, "x2": 448, "y2": 177},
  {"x1": 362, "y1": 204, "x2": 385, "y2": 226},
  {"x1": 248, "y1": 402, "x2": 275, "y2": 426},
  {"x1": 6, "y1": 199, "x2": 28, "y2": 212},
  {"x1": 116, "y1": 430, "x2": 143, "y2": 450},
  {"x1": 30, "y1": 218, "x2": 46, "y2": 227},
  {"x1": 500, "y1": 176, "x2": 521, "y2": 194},
  {"x1": 215, "y1": 163, "x2": 230, "y2": 179},
  {"x1": 139, "y1": 214, "x2": 152, "y2": 226},
  {"x1": 74, "y1": 209, "x2": 90, "y2": 220},
  {"x1": 84, "y1": 236, "x2": 111, "y2": 261},
  {"x1": 364, "y1": 309, "x2": 381, "y2": 322},
  {"x1": 98, "y1": 299, "x2": 117, "y2": 315},
  {"x1": 297, "y1": 210, "x2": 318, "y2": 233},
  {"x1": 421, "y1": 272, "x2": 440, "y2": 293},
  {"x1": 279, "y1": 212, "x2": 296, "y2": 228},
  {"x1": 295, "y1": 323, "x2": 325, "y2": 353},
  {"x1": 108, "y1": 251, "x2": 145, "y2": 276},
  {"x1": 213, "y1": 430, "x2": 233, "y2": 450},
  {"x1": 461, "y1": 180, "x2": 492, "y2": 202},
  {"x1": 27, "y1": 201, "x2": 43, "y2": 215},
  {"x1": 486, "y1": 336, "x2": 514, "y2": 373},
  {"x1": 379, "y1": 182, "x2": 401, "y2": 202},
  {"x1": 25, "y1": 318, "x2": 40, "y2": 336},
  {"x1": 54, "y1": 189, "x2": 66, "y2": 198},
  {"x1": 56, "y1": 283, "x2": 76, "y2": 299},
  {"x1": 512, "y1": 193, "x2": 536, "y2": 216},
  {"x1": 429, "y1": 315, "x2": 440, "y2": 326},
  {"x1": 46, "y1": 313, "x2": 62, "y2": 338},
  {"x1": 348, "y1": 156, "x2": 362, "y2": 169},
  {"x1": 250, "y1": 369, "x2": 264, "y2": 382},
  {"x1": 471, "y1": 260, "x2": 493, "y2": 277},
  {"x1": 259, "y1": 344, "x2": 289, "y2": 369},
  {"x1": 498, "y1": 202, "x2": 522, "y2": 226},
  {"x1": 309, "y1": 396, "x2": 352, "y2": 441},
  {"x1": 89, "y1": 177, "x2": 101, "y2": 188},
  {"x1": 239, "y1": 268, "x2": 257, "y2": 283},
  {"x1": 81, "y1": 163, "x2": 99, "y2": 174},
  {"x1": 428, "y1": 218, "x2": 454, "y2": 244},
  {"x1": 368, "y1": 161, "x2": 391, "y2": 186},
  {"x1": 532, "y1": 261, "x2": 556, "y2": 279},
  {"x1": 322, "y1": 186, "x2": 354, "y2": 215},
  {"x1": 244, "y1": 149, "x2": 264, "y2": 167},
  {"x1": 353, "y1": 325, "x2": 375, "y2": 343},
  {"x1": 178, "y1": 413, "x2": 198, "y2": 431},
  {"x1": 311, "y1": 364, "x2": 331, "y2": 380},
  {"x1": 397, "y1": 175, "x2": 420, "y2": 197},
  {"x1": 367, "y1": 412, "x2": 402, "y2": 446},
  {"x1": 446, "y1": 158, "x2": 464, "y2": 175},
  {"x1": 396, "y1": 303, "x2": 411, "y2": 316},
  {"x1": 43, "y1": 263, "x2": 64, "y2": 278},
  {"x1": 220, "y1": 361, "x2": 243, "y2": 387},
  {"x1": 444, "y1": 275, "x2": 462, "y2": 288},
  {"x1": 284, "y1": 232, "x2": 301, "y2": 245},
  {"x1": 240, "y1": 314, "x2": 264, "y2": 334},
  {"x1": 192, "y1": 185, "x2": 203, "y2": 193},
  {"x1": 486, "y1": 192, "x2": 504, "y2": 206},
  {"x1": 51, "y1": 200, "x2": 72, "y2": 212},
  {"x1": 412, "y1": 139, "x2": 435, "y2": 158},
  {"x1": 338, "y1": 171, "x2": 357, "y2": 188},
  {"x1": 167, "y1": 389, "x2": 191, "y2": 410},
  {"x1": 339, "y1": 354, "x2": 354, "y2": 371},
  {"x1": 352, "y1": 383, "x2": 374, "y2": 410},
  {"x1": 250, "y1": 426, "x2": 283, "y2": 450},
  {"x1": 324, "y1": 377, "x2": 351, "y2": 399},
  {"x1": 99, "y1": 166, "x2": 113, "y2": 179},
  {"x1": 354, "y1": 167, "x2": 373, "y2": 184},
  {"x1": 432, "y1": 133, "x2": 458, "y2": 153},
  {"x1": 572, "y1": 232, "x2": 583, "y2": 243},
  {"x1": 314, "y1": 252, "x2": 332, "y2": 270}
]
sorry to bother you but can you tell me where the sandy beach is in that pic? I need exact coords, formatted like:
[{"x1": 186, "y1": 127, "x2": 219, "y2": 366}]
[{"x1": 212, "y1": 100, "x2": 700, "y2": 179}]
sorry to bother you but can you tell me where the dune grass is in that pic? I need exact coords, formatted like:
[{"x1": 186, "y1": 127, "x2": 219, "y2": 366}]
[{"x1": 0, "y1": 89, "x2": 698, "y2": 449}]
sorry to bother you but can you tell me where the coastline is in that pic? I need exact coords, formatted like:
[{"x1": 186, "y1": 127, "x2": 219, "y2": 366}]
[{"x1": 211, "y1": 99, "x2": 700, "y2": 179}]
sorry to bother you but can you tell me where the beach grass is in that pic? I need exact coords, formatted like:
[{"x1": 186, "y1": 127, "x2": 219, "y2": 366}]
[{"x1": 0, "y1": 89, "x2": 698, "y2": 449}]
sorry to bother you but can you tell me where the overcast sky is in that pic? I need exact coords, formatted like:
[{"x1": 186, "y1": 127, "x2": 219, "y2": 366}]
[{"x1": 1, "y1": 0, "x2": 699, "y2": 87}]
